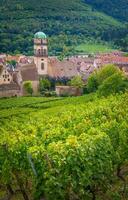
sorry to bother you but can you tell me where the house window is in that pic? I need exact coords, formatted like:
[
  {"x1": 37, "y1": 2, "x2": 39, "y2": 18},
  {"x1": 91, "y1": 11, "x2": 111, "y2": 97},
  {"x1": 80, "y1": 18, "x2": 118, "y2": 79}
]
[
  {"x1": 8, "y1": 79, "x2": 10, "y2": 81},
  {"x1": 41, "y1": 63, "x2": 44, "y2": 70},
  {"x1": 3, "y1": 75, "x2": 4, "y2": 78},
  {"x1": 4, "y1": 79, "x2": 6, "y2": 81}
]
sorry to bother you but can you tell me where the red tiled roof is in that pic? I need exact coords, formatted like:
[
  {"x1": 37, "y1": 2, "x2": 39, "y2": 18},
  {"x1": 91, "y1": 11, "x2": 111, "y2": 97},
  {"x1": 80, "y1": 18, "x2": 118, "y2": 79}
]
[
  {"x1": 6, "y1": 55, "x2": 21, "y2": 62},
  {"x1": 20, "y1": 64, "x2": 38, "y2": 81},
  {"x1": 19, "y1": 56, "x2": 34, "y2": 64},
  {"x1": 48, "y1": 58, "x2": 79, "y2": 78},
  {"x1": 98, "y1": 56, "x2": 128, "y2": 65}
]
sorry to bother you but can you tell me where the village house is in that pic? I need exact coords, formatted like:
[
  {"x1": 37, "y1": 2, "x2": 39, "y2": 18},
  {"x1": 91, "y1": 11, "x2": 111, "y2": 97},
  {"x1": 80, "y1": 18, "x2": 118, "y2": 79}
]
[
  {"x1": 0, "y1": 64, "x2": 21, "y2": 97},
  {"x1": 0, "y1": 64, "x2": 12, "y2": 85}
]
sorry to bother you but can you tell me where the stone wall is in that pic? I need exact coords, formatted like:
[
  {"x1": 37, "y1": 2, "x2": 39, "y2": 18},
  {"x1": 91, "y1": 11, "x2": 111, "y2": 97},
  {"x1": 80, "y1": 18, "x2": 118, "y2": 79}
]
[
  {"x1": 0, "y1": 83, "x2": 21, "y2": 98},
  {"x1": 56, "y1": 86, "x2": 83, "y2": 96},
  {"x1": 0, "y1": 90, "x2": 21, "y2": 98},
  {"x1": 0, "y1": 81, "x2": 39, "y2": 98}
]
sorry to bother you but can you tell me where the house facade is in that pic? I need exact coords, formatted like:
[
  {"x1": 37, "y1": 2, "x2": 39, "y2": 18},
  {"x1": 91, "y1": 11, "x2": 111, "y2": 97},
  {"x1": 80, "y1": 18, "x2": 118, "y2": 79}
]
[{"x1": 0, "y1": 64, "x2": 13, "y2": 85}]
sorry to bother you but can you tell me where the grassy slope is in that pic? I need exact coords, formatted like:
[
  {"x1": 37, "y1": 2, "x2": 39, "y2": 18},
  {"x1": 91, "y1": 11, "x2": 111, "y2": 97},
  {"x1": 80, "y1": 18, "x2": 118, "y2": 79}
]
[
  {"x1": 0, "y1": 94, "x2": 95, "y2": 120},
  {"x1": 0, "y1": 0, "x2": 123, "y2": 54},
  {"x1": 0, "y1": 92, "x2": 126, "y2": 123},
  {"x1": 75, "y1": 43, "x2": 114, "y2": 53}
]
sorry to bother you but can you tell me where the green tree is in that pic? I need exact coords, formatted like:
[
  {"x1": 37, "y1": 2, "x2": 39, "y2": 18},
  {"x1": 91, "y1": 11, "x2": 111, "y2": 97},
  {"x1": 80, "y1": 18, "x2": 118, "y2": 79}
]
[
  {"x1": 39, "y1": 78, "x2": 51, "y2": 93},
  {"x1": 98, "y1": 71, "x2": 127, "y2": 96},
  {"x1": 23, "y1": 81, "x2": 33, "y2": 96},
  {"x1": 70, "y1": 76, "x2": 84, "y2": 88},
  {"x1": 86, "y1": 71, "x2": 99, "y2": 92},
  {"x1": 87, "y1": 64, "x2": 125, "y2": 93},
  {"x1": 58, "y1": 45, "x2": 69, "y2": 61},
  {"x1": 97, "y1": 64, "x2": 121, "y2": 85},
  {"x1": 7, "y1": 60, "x2": 17, "y2": 68}
]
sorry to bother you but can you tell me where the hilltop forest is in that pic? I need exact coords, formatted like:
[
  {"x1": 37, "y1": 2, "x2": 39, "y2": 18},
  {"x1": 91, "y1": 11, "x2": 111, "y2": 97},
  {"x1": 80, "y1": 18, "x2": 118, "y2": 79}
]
[
  {"x1": 0, "y1": 0, "x2": 128, "y2": 55},
  {"x1": 85, "y1": 0, "x2": 128, "y2": 22}
]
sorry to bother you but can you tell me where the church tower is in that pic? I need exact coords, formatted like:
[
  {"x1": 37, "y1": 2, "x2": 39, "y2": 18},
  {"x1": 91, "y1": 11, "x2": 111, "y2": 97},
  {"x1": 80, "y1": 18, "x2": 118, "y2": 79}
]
[{"x1": 34, "y1": 32, "x2": 48, "y2": 76}]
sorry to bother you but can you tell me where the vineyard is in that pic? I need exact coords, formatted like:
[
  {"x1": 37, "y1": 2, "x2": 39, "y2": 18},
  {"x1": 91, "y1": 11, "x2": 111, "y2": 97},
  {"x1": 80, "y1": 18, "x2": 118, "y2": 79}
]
[{"x1": 0, "y1": 93, "x2": 128, "y2": 200}]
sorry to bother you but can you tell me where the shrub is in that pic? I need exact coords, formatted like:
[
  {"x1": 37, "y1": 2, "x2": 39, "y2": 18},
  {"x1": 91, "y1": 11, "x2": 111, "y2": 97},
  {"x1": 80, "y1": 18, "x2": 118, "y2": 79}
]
[
  {"x1": 23, "y1": 81, "x2": 33, "y2": 96},
  {"x1": 39, "y1": 78, "x2": 51, "y2": 93},
  {"x1": 70, "y1": 75, "x2": 84, "y2": 88},
  {"x1": 42, "y1": 90, "x2": 57, "y2": 97}
]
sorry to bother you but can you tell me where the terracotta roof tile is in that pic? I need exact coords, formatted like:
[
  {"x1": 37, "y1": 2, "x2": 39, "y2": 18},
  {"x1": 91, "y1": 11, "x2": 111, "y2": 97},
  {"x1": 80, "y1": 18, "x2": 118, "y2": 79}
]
[
  {"x1": 98, "y1": 56, "x2": 128, "y2": 65},
  {"x1": 20, "y1": 64, "x2": 38, "y2": 81},
  {"x1": 48, "y1": 58, "x2": 79, "y2": 78}
]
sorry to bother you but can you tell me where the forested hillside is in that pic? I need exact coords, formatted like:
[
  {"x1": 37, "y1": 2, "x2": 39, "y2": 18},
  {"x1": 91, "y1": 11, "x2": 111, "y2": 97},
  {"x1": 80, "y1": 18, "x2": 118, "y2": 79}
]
[
  {"x1": 0, "y1": 0, "x2": 128, "y2": 55},
  {"x1": 85, "y1": 0, "x2": 128, "y2": 22}
]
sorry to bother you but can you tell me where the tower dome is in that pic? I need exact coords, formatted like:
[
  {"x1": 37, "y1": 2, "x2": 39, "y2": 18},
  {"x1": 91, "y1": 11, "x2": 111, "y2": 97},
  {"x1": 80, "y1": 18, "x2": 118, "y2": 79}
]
[{"x1": 34, "y1": 32, "x2": 47, "y2": 39}]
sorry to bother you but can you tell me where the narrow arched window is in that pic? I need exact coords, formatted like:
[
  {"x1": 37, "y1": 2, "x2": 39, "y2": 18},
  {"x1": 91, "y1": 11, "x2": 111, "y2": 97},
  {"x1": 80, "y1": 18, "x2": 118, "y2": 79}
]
[{"x1": 41, "y1": 63, "x2": 44, "y2": 70}]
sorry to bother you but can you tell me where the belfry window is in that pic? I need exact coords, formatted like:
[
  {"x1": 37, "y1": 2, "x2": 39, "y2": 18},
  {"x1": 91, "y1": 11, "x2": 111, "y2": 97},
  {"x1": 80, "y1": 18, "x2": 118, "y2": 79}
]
[
  {"x1": 44, "y1": 49, "x2": 47, "y2": 56},
  {"x1": 41, "y1": 49, "x2": 44, "y2": 55},
  {"x1": 38, "y1": 49, "x2": 41, "y2": 55}
]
